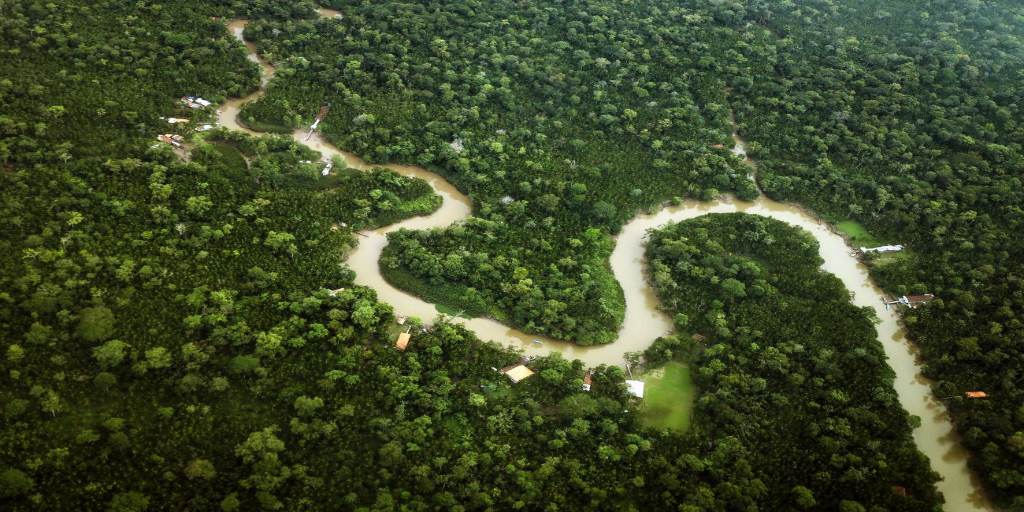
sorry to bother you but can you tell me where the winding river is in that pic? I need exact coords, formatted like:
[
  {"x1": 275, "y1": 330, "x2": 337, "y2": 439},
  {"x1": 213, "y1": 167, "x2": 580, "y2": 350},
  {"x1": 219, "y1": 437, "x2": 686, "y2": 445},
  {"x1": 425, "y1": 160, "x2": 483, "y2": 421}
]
[{"x1": 220, "y1": 17, "x2": 990, "y2": 510}]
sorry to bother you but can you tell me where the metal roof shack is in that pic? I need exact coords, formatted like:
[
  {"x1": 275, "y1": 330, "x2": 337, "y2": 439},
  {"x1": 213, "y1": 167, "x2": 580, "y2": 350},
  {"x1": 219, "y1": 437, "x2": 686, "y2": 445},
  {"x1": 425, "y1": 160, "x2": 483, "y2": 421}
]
[
  {"x1": 396, "y1": 332, "x2": 411, "y2": 351},
  {"x1": 861, "y1": 244, "x2": 904, "y2": 253},
  {"x1": 582, "y1": 373, "x2": 593, "y2": 392},
  {"x1": 167, "y1": 118, "x2": 190, "y2": 124},
  {"x1": 319, "y1": 157, "x2": 334, "y2": 176},
  {"x1": 625, "y1": 380, "x2": 645, "y2": 398},
  {"x1": 501, "y1": 364, "x2": 535, "y2": 383}
]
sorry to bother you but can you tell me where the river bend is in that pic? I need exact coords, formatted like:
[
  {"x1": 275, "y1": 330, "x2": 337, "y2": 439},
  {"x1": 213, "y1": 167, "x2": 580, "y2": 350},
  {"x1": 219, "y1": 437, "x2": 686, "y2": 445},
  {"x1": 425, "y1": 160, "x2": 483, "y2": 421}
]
[{"x1": 218, "y1": 17, "x2": 990, "y2": 511}]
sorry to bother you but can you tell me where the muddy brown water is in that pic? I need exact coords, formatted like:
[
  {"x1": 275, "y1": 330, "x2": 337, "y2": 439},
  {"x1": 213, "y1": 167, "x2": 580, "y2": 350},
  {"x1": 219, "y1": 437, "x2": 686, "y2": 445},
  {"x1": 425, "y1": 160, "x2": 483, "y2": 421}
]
[{"x1": 219, "y1": 19, "x2": 991, "y2": 510}]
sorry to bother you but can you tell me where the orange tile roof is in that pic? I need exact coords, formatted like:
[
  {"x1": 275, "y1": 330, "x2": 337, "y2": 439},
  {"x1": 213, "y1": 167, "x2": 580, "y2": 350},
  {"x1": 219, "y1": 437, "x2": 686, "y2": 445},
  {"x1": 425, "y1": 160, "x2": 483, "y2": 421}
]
[
  {"x1": 396, "y1": 332, "x2": 411, "y2": 350},
  {"x1": 965, "y1": 391, "x2": 988, "y2": 398}
]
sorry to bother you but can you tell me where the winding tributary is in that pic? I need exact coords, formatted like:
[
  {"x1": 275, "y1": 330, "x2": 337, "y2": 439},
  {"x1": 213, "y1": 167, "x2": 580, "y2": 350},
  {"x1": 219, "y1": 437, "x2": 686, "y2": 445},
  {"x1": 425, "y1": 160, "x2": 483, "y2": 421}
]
[{"x1": 221, "y1": 17, "x2": 990, "y2": 510}]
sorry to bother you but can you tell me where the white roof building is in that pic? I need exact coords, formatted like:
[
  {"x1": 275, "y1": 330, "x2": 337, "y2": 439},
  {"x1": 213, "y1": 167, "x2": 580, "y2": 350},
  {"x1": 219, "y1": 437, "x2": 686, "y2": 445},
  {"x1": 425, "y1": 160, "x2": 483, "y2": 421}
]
[
  {"x1": 625, "y1": 380, "x2": 645, "y2": 398},
  {"x1": 861, "y1": 245, "x2": 904, "y2": 253}
]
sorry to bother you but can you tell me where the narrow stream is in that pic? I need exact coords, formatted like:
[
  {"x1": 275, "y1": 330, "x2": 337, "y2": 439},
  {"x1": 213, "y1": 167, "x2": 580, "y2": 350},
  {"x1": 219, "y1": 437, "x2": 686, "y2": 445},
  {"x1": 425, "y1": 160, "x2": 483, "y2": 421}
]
[{"x1": 219, "y1": 18, "x2": 990, "y2": 511}]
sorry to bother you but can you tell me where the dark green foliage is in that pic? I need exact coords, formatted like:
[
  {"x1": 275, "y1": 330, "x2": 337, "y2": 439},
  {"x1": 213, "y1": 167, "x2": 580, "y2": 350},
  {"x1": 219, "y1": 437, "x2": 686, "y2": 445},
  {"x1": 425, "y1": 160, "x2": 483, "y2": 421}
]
[
  {"x1": 646, "y1": 213, "x2": 943, "y2": 510},
  {"x1": 248, "y1": 0, "x2": 1024, "y2": 501},
  {"x1": 238, "y1": 0, "x2": 758, "y2": 343},
  {"x1": 75, "y1": 306, "x2": 115, "y2": 342},
  {"x1": 728, "y1": 2, "x2": 1024, "y2": 505},
  {"x1": 381, "y1": 221, "x2": 623, "y2": 345},
  {"x1": 0, "y1": 468, "x2": 35, "y2": 499},
  {"x1": 1, "y1": 0, "x2": 1023, "y2": 509}
]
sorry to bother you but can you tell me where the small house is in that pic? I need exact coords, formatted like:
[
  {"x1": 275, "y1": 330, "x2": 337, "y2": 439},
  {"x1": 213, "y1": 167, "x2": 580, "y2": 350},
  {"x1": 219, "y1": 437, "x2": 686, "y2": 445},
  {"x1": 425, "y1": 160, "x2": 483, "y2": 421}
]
[
  {"x1": 899, "y1": 294, "x2": 934, "y2": 309},
  {"x1": 692, "y1": 333, "x2": 705, "y2": 342},
  {"x1": 167, "y1": 118, "x2": 190, "y2": 124},
  {"x1": 181, "y1": 96, "x2": 212, "y2": 108},
  {"x1": 708, "y1": 143, "x2": 726, "y2": 148},
  {"x1": 328, "y1": 287, "x2": 345, "y2": 297},
  {"x1": 892, "y1": 486, "x2": 907, "y2": 497},
  {"x1": 965, "y1": 391, "x2": 988, "y2": 398},
  {"x1": 396, "y1": 316, "x2": 408, "y2": 326},
  {"x1": 501, "y1": 364, "x2": 535, "y2": 383},
  {"x1": 582, "y1": 373, "x2": 592, "y2": 392},
  {"x1": 396, "y1": 332, "x2": 411, "y2": 351},
  {"x1": 169, "y1": 134, "x2": 185, "y2": 143},
  {"x1": 195, "y1": 124, "x2": 214, "y2": 132},
  {"x1": 319, "y1": 157, "x2": 333, "y2": 175},
  {"x1": 157, "y1": 135, "x2": 181, "y2": 148},
  {"x1": 625, "y1": 380, "x2": 645, "y2": 398}
]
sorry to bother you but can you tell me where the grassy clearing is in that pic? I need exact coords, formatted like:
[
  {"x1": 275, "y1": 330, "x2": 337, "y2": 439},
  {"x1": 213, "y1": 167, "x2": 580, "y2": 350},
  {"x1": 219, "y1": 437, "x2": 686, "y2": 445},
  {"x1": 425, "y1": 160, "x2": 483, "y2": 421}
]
[
  {"x1": 835, "y1": 220, "x2": 884, "y2": 248},
  {"x1": 208, "y1": 142, "x2": 248, "y2": 173},
  {"x1": 640, "y1": 362, "x2": 695, "y2": 432},
  {"x1": 868, "y1": 249, "x2": 915, "y2": 266}
]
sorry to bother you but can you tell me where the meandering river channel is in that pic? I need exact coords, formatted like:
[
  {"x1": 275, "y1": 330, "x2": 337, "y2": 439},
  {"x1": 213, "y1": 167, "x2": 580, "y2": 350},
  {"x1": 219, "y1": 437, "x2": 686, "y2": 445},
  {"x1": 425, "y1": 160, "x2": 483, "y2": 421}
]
[{"x1": 220, "y1": 17, "x2": 990, "y2": 510}]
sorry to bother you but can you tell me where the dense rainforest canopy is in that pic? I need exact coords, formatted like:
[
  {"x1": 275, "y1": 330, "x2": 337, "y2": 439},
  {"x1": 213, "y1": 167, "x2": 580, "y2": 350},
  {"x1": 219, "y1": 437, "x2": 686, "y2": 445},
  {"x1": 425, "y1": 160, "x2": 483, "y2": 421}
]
[
  {"x1": 643, "y1": 213, "x2": 943, "y2": 510},
  {"x1": 2, "y1": 0, "x2": 1024, "y2": 509},
  {"x1": 243, "y1": 0, "x2": 1024, "y2": 506}
]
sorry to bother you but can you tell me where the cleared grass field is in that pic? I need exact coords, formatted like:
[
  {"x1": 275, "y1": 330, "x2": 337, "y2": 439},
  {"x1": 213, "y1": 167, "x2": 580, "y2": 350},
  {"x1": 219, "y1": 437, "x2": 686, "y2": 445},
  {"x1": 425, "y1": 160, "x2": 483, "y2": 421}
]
[
  {"x1": 835, "y1": 220, "x2": 884, "y2": 248},
  {"x1": 640, "y1": 362, "x2": 696, "y2": 432}
]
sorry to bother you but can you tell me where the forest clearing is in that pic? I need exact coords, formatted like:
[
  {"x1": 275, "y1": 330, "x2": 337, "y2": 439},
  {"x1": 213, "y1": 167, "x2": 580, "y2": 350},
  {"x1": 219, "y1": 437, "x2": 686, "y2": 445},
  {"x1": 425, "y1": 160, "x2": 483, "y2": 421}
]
[{"x1": 638, "y1": 362, "x2": 695, "y2": 432}]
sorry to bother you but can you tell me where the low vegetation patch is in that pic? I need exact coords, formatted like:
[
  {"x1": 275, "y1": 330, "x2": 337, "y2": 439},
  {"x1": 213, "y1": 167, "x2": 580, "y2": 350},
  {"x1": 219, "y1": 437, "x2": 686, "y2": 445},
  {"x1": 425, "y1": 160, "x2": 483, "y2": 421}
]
[{"x1": 639, "y1": 362, "x2": 695, "y2": 432}]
